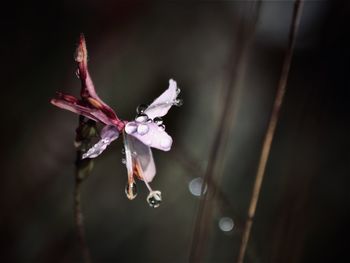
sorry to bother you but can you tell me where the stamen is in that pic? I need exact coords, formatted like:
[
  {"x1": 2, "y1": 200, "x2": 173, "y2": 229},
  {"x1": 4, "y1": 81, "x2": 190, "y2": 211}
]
[
  {"x1": 135, "y1": 162, "x2": 153, "y2": 192},
  {"x1": 135, "y1": 160, "x2": 162, "y2": 208},
  {"x1": 87, "y1": 97, "x2": 103, "y2": 108},
  {"x1": 143, "y1": 177, "x2": 153, "y2": 192}
]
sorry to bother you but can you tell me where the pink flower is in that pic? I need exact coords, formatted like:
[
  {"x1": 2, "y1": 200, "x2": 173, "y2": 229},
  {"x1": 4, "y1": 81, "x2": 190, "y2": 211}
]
[{"x1": 51, "y1": 35, "x2": 182, "y2": 207}]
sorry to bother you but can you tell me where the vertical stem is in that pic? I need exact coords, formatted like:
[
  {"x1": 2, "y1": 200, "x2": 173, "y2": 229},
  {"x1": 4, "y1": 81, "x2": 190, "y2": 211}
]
[
  {"x1": 237, "y1": 1, "x2": 304, "y2": 263},
  {"x1": 74, "y1": 116, "x2": 94, "y2": 263},
  {"x1": 189, "y1": 2, "x2": 261, "y2": 262},
  {"x1": 74, "y1": 177, "x2": 91, "y2": 263}
]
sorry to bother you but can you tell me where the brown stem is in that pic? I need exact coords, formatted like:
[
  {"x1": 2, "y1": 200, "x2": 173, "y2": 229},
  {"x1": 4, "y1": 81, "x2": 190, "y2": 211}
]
[
  {"x1": 74, "y1": 177, "x2": 91, "y2": 263},
  {"x1": 189, "y1": 2, "x2": 261, "y2": 262},
  {"x1": 73, "y1": 116, "x2": 95, "y2": 263},
  {"x1": 236, "y1": 1, "x2": 304, "y2": 263}
]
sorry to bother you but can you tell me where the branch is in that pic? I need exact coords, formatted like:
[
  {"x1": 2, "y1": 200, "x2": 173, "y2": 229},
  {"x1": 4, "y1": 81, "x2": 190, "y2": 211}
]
[
  {"x1": 73, "y1": 116, "x2": 96, "y2": 263},
  {"x1": 237, "y1": 1, "x2": 304, "y2": 262}
]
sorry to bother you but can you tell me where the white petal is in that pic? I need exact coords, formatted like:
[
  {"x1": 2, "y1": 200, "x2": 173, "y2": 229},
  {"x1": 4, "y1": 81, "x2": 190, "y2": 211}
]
[
  {"x1": 143, "y1": 79, "x2": 179, "y2": 119},
  {"x1": 126, "y1": 121, "x2": 173, "y2": 151},
  {"x1": 124, "y1": 134, "x2": 156, "y2": 182},
  {"x1": 123, "y1": 133, "x2": 134, "y2": 179},
  {"x1": 82, "y1": 125, "x2": 119, "y2": 159}
]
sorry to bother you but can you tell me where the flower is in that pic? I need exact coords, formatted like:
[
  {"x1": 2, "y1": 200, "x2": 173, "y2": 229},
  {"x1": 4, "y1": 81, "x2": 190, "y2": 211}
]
[{"x1": 51, "y1": 35, "x2": 182, "y2": 207}]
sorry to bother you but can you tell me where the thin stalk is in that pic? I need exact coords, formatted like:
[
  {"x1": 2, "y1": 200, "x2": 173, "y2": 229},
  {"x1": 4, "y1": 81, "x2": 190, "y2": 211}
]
[
  {"x1": 236, "y1": 1, "x2": 304, "y2": 263},
  {"x1": 74, "y1": 176, "x2": 91, "y2": 263},
  {"x1": 189, "y1": 2, "x2": 261, "y2": 262},
  {"x1": 74, "y1": 116, "x2": 95, "y2": 263}
]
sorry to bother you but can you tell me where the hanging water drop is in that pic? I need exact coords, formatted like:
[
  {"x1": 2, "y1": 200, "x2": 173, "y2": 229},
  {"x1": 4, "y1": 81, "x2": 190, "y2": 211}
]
[
  {"x1": 147, "y1": 190, "x2": 162, "y2": 208},
  {"x1": 125, "y1": 182, "x2": 137, "y2": 200},
  {"x1": 174, "y1": 98, "x2": 183, "y2": 106},
  {"x1": 136, "y1": 104, "x2": 148, "y2": 114},
  {"x1": 121, "y1": 158, "x2": 126, "y2": 164},
  {"x1": 176, "y1": 87, "x2": 181, "y2": 95},
  {"x1": 121, "y1": 148, "x2": 125, "y2": 155}
]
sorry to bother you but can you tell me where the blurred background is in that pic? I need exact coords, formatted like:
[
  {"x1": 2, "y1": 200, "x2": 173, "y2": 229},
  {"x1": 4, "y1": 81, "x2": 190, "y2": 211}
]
[{"x1": 1, "y1": 0, "x2": 349, "y2": 262}]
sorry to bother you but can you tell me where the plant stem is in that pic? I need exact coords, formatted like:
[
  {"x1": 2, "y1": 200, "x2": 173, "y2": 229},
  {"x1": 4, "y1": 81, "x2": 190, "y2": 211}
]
[
  {"x1": 236, "y1": 1, "x2": 304, "y2": 262},
  {"x1": 74, "y1": 176, "x2": 91, "y2": 263},
  {"x1": 73, "y1": 116, "x2": 95, "y2": 263}
]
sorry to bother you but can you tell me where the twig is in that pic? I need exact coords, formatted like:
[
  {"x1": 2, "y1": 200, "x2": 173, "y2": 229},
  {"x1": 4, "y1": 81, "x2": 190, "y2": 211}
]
[
  {"x1": 236, "y1": 1, "x2": 304, "y2": 263},
  {"x1": 189, "y1": 2, "x2": 261, "y2": 262}
]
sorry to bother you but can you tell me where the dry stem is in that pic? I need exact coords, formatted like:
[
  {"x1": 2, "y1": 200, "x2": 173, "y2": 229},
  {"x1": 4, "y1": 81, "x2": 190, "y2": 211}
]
[
  {"x1": 237, "y1": 1, "x2": 304, "y2": 262},
  {"x1": 74, "y1": 177, "x2": 91, "y2": 263}
]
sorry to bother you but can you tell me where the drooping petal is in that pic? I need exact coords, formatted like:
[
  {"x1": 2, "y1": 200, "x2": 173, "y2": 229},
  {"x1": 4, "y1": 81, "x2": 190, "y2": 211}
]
[
  {"x1": 50, "y1": 97, "x2": 115, "y2": 125},
  {"x1": 82, "y1": 125, "x2": 119, "y2": 159},
  {"x1": 75, "y1": 34, "x2": 97, "y2": 99},
  {"x1": 143, "y1": 79, "x2": 179, "y2": 119},
  {"x1": 75, "y1": 34, "x2": 121, "y2": 122},
  {"x1": 125, "y1": 121, "x2": 173, "y2": 151},
  {"x1": 123, "y1": 133, "x2": 136, "y2": 184},
  {"x1": 124, "y1": 134, "x2": 156, "y2": 183}
]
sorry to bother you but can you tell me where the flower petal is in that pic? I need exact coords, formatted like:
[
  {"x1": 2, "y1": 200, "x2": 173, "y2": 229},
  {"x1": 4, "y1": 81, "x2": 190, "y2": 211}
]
[
  {"x1": 124, "y1": 134, "x2": 156, "y2": 183},
  {"x1": 143, "y1": 79, "x2": 179, "y2": 119},
  {"x1": 82, "y1": 125, "x2": 119, "y2": 159},
  {"x1": 50, "y1": 97, "x2": 114, "y2": 125},
  {"x1": 125, "y1": 121, "x2": 173, "y2": 151},
  {"x1": 123, "y1": 133, "x2": 134, "y2": 181},
  {"x1": 75, "y1": 34, "x2": 120, "y2": 122}
]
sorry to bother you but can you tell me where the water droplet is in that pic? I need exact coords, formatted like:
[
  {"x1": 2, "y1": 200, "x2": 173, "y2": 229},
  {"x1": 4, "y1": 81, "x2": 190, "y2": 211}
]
[
  {"x1": 102, "y1": 138, "x2": 110, "y2": 144},
  {"x1": 188, "y1": 177, "x2": 207, "y2": 196},
  {"x1": 136, "y1": 104, "x2": 148, "y2": 114},
  {"x1": 137, "y1": 124, "x2": 149, "y2": 135},
  {"x1": 153, "y1": 117, "x2": 163, "y2": 125},
  {"x1": 121, "y1": 148, "x2": 125, "y2": 155},
  {"x1": 121, "y1": 158, "x2": 126, "y2": 164},
  {"x1": 160, "y1": 137, "x2": 172, "y2": 149},
  {"x1": 125, "y1": 182, "x2": 137, "y2": 200},
  {"x1": 158, "y1": 124, "x2": 165, "y2": 131},
  {"x1": 135, "y1": 113, "x2": 149, "y2": 123},
  {"x1": 147, "y1": 190, "x2": 162, "y2": 208},
  {"x1": 176, "y1": 87, "x2": 181, "y2": 95},
  {"x1": 125, "y1": 122, "x2": 137, "y2": 134},
  {"x1": 218, "y1": 217, "x2": 234, "y2": 232},
  {"x1": 174, "y1": 98, "x2": 183, "y2": 106}
]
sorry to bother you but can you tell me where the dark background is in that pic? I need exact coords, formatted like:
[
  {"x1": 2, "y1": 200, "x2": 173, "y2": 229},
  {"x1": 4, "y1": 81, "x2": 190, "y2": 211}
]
[{"x1": 0, "y1": 0, "x2": 349, "y2": 262}]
